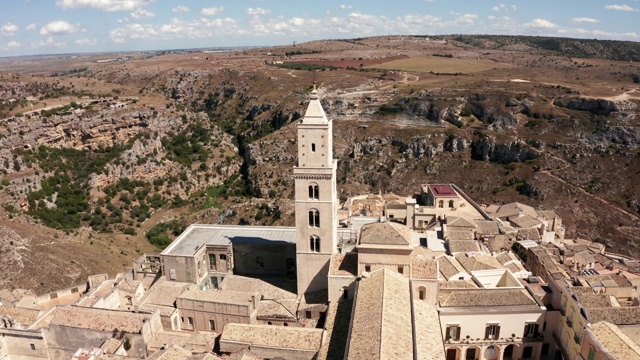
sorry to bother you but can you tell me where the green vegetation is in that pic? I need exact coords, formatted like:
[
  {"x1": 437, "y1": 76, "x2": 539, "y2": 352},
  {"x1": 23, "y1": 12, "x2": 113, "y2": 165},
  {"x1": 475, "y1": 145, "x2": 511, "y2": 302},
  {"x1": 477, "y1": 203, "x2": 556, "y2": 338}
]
[
  {"x1": 146, "y1": 219, "x2": 186, "y2": 248},
  {"x1": 161, "y1": 124, "x2": 211, "y2": 167},
  {"x1": 24, "y1": 145, "x2": 127, "y2": 230},
  {"x1": 272, "y1": 63, "x2": 337, "y2": 71}
]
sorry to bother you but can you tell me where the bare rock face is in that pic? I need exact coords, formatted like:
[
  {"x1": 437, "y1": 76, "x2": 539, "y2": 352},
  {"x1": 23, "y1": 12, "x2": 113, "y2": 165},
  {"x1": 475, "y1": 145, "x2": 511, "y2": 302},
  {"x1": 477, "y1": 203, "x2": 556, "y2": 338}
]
[
  {"x1": 471, "y1": 137, "x2": 538, "y2": 163},
  {"x1": 553, "y1": 97, "x2": 620, "y2": 116}
]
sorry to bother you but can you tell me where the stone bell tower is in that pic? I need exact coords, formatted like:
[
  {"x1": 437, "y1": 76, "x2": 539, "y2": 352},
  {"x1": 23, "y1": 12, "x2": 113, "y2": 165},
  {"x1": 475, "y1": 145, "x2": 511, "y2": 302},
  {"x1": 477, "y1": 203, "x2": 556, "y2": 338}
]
[{"x1": 294, "y1": 86, "x2": 338, "y2": 295}]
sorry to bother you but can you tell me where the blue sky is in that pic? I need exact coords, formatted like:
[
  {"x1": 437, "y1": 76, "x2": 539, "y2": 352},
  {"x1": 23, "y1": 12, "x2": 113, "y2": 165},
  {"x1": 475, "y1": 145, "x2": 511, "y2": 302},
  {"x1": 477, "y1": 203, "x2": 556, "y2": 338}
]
[{"x1": 0, "y1": 0, "x2": 639, "y2": 56}]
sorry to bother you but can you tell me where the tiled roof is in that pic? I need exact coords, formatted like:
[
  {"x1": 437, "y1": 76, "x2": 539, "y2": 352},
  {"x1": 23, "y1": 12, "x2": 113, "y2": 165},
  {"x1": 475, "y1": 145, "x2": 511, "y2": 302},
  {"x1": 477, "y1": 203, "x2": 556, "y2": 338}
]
[
  {"x1": 586, "y1": 307, "x2": 640, "y2": 325},
  {"x1": 219, "y1": 274, "x2": 296, "y2": 300},
  {"x1": 517, "y1": 228, "x2": 541, "y2": 240},
  {"x1": 576, "y1": 294, "x2": 612, "y2": 308},
  {"x1": 359, "y1": 221, "x2": 411, "y2": 246},
  {"x1": 438, "y1": 280, "x2": 478, "y2": 289},
  {"x1": 445, "y1": 230, "x2": 475, "y2": 240},
  {"x1": 509, "y1": 215, "x2": 541, "y2": 228},
  {"x1": 536, "y1": 210, "x2": 560, "y2": 221},
  {"x1": 590, "y1": 321, "x2": 640, "y2": 359},
  {"x1": 413, "y1": 300, "x2": 446, "y2": 360},
  {"x1": 257, "y1": 298, "x2": 298, "y2": 320},
  {"x1": 347, "y1": 269, "x2": 413, "y2": 360},
  {"x1": 146, "y1": 345, "x2": 192, "y2": 360},
  {"x1": 475, "y1": 220, "x2": 501, "y2": 236},
  {"x1": 316, "y1": 300, "x2": 353, "y2": 360},
  {"x1": 221, "y1": 323, "x2": 323, "y2": 351},
  {"x1": 446, "y1": 217, "x2": 476, "y2": 228},
  {"x1": 50, "y1": 306, "x2": 151, "y2": 333},
  {"x1": 329, "y1": 252, "x2": 358, "y2": 276},
  {"x1": 411, "y1": 256, "x2": 438, "y2": 279},
  {"x1": 0, "y1": 305, "x2": 39, "y2": 326},
  {"x1": 455, "y1": 254, "x2": 503, "y2": 273},
  {"x1": 493, "y1": 202, "x2": 538, "y2": 219},
  {"x1": 439, "y1": 289, "x2": 537, "y2": 307},
  {"x1": 437, "y1": 256, "x2": 467, "y2": 280},
  {"x1": 447, "y1": 240, "x2": 481, "y2": 254}
]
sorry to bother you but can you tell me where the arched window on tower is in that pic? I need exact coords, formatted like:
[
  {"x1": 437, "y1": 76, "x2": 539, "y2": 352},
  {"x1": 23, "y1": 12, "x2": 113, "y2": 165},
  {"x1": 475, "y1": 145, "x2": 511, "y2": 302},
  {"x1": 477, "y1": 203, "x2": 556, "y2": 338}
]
[
  {"x1": 308, "y1": 184, "x2": 319, "y2": 200},
  {"x1": 418, "y1": 286, "x2": 426, "y2": 300},
  {"x1": 449, "y1": 200, "x2": 454, "y2": 208},
  {"x1": 308, "y1": 209, "x2": 320, "y2": 227},
  {"x1": 309, "y1": 236, "x2": 320, "y2": 252}
]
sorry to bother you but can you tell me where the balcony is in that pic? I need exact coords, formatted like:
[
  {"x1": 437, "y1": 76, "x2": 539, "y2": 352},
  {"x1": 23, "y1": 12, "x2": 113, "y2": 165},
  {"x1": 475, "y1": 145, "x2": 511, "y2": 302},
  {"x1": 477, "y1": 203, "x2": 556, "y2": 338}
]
[{"x1": 522, "y1": 334, "x2": 545, "y2": 343}]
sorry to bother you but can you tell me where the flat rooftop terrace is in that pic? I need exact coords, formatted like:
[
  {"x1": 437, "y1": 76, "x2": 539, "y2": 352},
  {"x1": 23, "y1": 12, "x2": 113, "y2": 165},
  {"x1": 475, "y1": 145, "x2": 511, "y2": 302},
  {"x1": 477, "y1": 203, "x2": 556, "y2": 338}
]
[{"x1": 161, "y1": 225, "x2": 297, "y2": 256}]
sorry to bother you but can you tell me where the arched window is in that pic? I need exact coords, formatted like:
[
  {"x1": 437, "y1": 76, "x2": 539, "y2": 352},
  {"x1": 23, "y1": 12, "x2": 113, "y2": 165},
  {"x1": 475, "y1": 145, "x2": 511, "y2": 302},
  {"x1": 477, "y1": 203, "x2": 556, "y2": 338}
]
[
  {"x1": 308, "y1": 184, "x2": 319, "y2": 199},
  {"x1": 449, "y1": 200, "x2": 454, "y2": 208},
  {"x1": 311, "y1": 143, "x2": 316, "y2": 152},
  {"x1": 309, "y1": 236, "x2": 320, "y2": 252},
  {"x1": 438, "y1": 200, "x2": 444, "y2": 208},
  {"x1": 308, "y1": 209, "x2": 320, "y2": 227},
  {"x1": 418, "y1": 286, "x2": 426, "y2": 300}
]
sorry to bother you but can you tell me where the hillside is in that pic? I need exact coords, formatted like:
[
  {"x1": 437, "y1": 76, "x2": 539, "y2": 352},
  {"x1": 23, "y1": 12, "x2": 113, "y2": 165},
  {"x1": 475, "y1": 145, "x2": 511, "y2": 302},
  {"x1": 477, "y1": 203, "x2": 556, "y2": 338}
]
[{"x1": 0, "y1": 35, "x2": 638, "y2": 293}]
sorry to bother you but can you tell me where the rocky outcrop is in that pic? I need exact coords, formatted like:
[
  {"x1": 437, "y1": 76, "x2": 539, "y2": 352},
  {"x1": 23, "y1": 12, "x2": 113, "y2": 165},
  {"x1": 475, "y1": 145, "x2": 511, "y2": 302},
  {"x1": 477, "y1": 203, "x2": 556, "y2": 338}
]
[
  {"x1": 471, "y1": 137, "x2": 538, "y2": 163},
  {"x1": 585, "y1": 126, "x2": 640, "y2": 147},
  {"x1": 553, "y1": 97, "x2": 621, "y2": 116}
]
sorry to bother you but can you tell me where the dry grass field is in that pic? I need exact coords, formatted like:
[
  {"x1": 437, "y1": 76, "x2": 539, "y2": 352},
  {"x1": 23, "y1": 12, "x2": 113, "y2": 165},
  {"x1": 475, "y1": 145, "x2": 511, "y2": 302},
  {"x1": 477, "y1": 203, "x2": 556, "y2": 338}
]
[{"x1": 369, "y1": 55, "x2": 513, "y2": 73}]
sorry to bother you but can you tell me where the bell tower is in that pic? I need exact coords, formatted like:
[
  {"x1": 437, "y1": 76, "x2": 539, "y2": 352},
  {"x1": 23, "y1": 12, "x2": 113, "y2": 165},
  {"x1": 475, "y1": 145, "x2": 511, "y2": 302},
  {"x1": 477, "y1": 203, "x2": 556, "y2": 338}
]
[{"x1": 294, "y1": 86, "x2": 338, "y2": 295}]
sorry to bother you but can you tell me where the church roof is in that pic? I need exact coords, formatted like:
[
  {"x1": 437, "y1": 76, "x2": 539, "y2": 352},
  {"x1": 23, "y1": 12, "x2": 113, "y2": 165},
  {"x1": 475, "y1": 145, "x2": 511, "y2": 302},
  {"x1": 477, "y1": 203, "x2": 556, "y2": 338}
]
[
  {"x1": 346, "y1": 269, "x2": 413, "y2": 360},
  {"x1": 359, "y1": 222, "x2": 411, "y2": 246},
  {"x1": 302, "y1": 88, "x2": 328, "y2": 124}
]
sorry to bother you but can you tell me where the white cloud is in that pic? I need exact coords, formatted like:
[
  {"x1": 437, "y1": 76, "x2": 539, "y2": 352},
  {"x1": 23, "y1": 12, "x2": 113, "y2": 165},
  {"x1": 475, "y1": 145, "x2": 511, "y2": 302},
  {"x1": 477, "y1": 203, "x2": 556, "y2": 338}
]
[
  {"x1": 492, "y1": 3, "x2": 516, "y2": 12},
  {"x1": 55, "y1": 0, "x2": 152, "y2": 12},
  {"x1": 131, "y1": 9, "x2": 155, "y2": 19},
  {"x1": 36, "y1": 36, "x2": 66, "y2": 48},
  {"x1": 524, "y1": 18, "x2": 557, "y2": 29},
  {"x1": 604, "y1": 4, "x2": 639, "y2": 11},
  {"x1": 340, "y1": 4, "x2": 352, "y2": 9},
  {"x1": 172, "y1": 5, "x2": 190, "y2": 13},
  {"x1": 26, "y1": 23, "x2": 36, "y2": 30},
  {"x1": 110, "y1": 17, "x2": 240, "y2": 43},
  {"x1": 7, "y1": 41, "x2": 20, "y2": 48},
  {"x1": 571, "y1": 17, "x2": 600, "y2": 24},
  {"x1": 1, "y1": 22, "x2": 19, "y2": 36},
  {"x1": 201, "y1": 7, "x2": 223, "y2": 16},
  {"x1": 247, "y1": 7, "x2": 270, "y2": 16},
  {"x1": 75, "y1": 38, "x2": 97, "y2": 45},
  {"x1": 40, "y1": 21, "x2": 77, "y2": 35},
  {"x1": 291, "y1": 17, "x2": 305, "y2": 26}
]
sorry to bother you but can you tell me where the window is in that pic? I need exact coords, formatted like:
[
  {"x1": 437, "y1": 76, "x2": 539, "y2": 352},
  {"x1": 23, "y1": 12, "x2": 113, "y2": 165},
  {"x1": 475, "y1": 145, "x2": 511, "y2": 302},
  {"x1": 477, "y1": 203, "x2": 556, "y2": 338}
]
[
  {"x1": 398, "y1": 266, "x2": 404, "y2": 274},
  {"x1": 420, "y1": 237, "x2": 427, "y2": 247},
  {"x1": 308, "y1": 184, "x2": 319, "y2": 199},
  {"x1": 485, "y1": 324, "x2": 500, "y2": 339},
  {"x1": 256, "y1": 256, "x2": 264, "y2": 269},
  {"x1": 449, "y1": 200, "x2": 454, "y2": 208},
  {"x1": 188, "y1": 317, "x2": 193, "y2": 327},
  {"x1": 209, "y1": 320, "x2": 216, "y2": 331},
  {"x1": 365, "y1": 264, "x2": 371, "y2": 272},
  {"x1": 418, "y1": 286, "x2": 426, "y2": 300},
  {"x1": 30, "y1": 344, "x2": 36, "y2": 351},
  {"x1": 211, "y1": 277, "x2": 219, "y2": 289},
  {"x1": 541, "y1": 343, "x2": 550, "y2": 356},
  {"x1": 219, "y1": 254, "x2": 226, "y2": 261},
  {"x1": 524, "y1": 323, "x2": 539, "y2": 338},
  {"x1": 343, "y1": 287, "x2": 349, "y2": 300},
  {"x1": 446, "y1": 325, "x2": 460, "y2": 340},
  {"x1": 306, "y1": 311, "x2": 312, "y2": 319},
  {"x1": 311, "y1": 143, "x2": 316, "y2": 152},
  {"x1": 209, "y1": 254, "x2": 216, "y2": 270},
  {"x1": 309, "y1": 236, "x2": 320, "y2": 252},
  {"x1": 438, "y1": 200, "x2": 444, "y2": 208},
  {"x1": 308, "y1": 209, "x2": 320, "y2": 227}
]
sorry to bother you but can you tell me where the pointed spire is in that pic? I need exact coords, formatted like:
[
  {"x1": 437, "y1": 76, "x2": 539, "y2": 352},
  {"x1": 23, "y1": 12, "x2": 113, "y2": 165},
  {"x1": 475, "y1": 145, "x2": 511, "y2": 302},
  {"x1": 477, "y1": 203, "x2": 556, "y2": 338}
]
[{"x1": 303, "y1": 83, "x2": 327, "y2": 124}]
